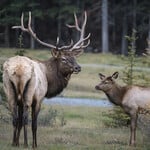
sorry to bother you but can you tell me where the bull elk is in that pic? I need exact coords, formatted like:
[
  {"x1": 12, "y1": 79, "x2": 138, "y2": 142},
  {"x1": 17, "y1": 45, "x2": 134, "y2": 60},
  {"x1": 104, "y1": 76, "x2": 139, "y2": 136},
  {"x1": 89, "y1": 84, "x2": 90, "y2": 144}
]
[
  {"x1": 95, "y1": 72, "x2": 150, "y2": 146},
  {"x1": 3, "y1": 11, "x2": 90, "y2": 148}
]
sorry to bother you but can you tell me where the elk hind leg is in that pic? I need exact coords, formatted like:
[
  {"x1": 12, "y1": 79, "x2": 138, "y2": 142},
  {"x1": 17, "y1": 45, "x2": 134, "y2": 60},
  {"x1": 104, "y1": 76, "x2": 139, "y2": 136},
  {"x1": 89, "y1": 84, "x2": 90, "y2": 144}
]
[
  {"x1": 16, "y1": 104, "x2": 23, "y2": 146},
  {"x1": 12, "y1": 104, "x2": 18, "y2": 146},
  {"x1": 32, "y1": 101, "x2": 41, "y2": 148},
  {"x1": 22, "y1": 104, "x2": 29, "y2": 147}
]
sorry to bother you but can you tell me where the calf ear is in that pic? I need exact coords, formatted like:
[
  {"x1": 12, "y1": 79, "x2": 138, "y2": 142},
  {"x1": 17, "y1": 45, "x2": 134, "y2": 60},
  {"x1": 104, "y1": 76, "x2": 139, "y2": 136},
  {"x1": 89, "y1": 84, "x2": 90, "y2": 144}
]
[
  {"x1": 99, "y1": 73, "x2": 105, "y2": 80},
  {"x1": 112, "y1": 72, "x2": 119, "y2": 79}
]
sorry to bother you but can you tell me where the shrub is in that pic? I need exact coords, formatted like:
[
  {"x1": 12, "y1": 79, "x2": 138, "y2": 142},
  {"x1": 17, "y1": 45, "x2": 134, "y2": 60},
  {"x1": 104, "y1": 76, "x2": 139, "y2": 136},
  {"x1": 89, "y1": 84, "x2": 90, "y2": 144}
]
[
  {"x1": 15, "y1": 33, "x2": 26, "y2": 56},
  {"x1": 102, "y1": 107, "x2": 130, "y2": 128},
  {"x1": 0, "y1": 65, "x2": 7, "y2": 103},
  {"x1": 38, "y1": 106, "x2": 66, "y2": 127},
  {"x1": 123, "y1": 29, "x2": 137, "y2": 85}
]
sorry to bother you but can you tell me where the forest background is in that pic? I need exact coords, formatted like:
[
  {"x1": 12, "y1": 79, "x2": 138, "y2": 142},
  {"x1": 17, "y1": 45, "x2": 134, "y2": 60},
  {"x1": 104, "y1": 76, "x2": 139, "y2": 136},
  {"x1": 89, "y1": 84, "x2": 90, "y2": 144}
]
[{"x1": 0, "y1": 0, "x2": 149, "y2": 55}]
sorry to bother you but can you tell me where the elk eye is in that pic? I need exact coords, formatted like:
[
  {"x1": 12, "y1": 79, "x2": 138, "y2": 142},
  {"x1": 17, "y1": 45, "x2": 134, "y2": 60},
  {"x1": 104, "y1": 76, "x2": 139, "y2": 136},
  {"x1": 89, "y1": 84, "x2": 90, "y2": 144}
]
[
  {"x1": 104, "y1": 81, "x2": 109, "y2": 84},
  {"x1": 61, "y1": 57, "x2": 67, "y2": 63}
]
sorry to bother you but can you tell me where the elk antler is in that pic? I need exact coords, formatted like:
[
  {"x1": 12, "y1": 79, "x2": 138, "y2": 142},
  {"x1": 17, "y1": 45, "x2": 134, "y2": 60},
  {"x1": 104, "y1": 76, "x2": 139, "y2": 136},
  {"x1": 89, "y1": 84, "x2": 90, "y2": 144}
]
[
  {"x1": 12, "y1": 11, "x2": 90, "y2": 52},
  {"x1": 66, "y1": 11, "x2": 90, "y2": 51},
  {"x1": 12, "y1": 12, "x2": 73, "y2": 50}
]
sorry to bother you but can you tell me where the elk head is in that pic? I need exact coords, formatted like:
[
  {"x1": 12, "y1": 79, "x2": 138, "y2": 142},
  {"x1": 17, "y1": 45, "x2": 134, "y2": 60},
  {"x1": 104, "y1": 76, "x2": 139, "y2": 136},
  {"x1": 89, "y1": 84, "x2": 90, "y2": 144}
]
[
  {"x1": 95, "y1": 72, "x2": 119, "y2": 92},
  {"x1": 12, "y1": 11, "x2": 90, "y2": 75}
]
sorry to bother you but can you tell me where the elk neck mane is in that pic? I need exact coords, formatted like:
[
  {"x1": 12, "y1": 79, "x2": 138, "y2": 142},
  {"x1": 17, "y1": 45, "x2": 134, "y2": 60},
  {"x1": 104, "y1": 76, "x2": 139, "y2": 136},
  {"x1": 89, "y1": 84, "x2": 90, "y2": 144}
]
[
  {"x1": 42, "y1": 58, "x2": 71, "y2": 98},
  {"x1": 105, "y1": 84, "x2": 129, "y2": 106}
]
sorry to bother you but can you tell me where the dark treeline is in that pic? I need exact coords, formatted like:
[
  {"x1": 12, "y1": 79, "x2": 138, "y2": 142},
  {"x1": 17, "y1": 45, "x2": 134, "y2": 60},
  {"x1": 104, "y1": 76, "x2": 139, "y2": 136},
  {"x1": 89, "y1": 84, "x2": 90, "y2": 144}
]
[{"x1": 0, "y1": 0, "x2": 149, "y2": 55}]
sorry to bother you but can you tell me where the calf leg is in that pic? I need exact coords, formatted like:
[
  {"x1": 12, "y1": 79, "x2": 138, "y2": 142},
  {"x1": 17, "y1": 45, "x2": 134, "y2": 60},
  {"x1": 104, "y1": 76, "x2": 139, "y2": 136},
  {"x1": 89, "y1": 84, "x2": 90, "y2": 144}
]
[
  {"x1": 32, "y1": 102, "x2": 41, "y2": 148},
  {"x1": 129, "y1": 111, "x2": 138, "y2": 146}
]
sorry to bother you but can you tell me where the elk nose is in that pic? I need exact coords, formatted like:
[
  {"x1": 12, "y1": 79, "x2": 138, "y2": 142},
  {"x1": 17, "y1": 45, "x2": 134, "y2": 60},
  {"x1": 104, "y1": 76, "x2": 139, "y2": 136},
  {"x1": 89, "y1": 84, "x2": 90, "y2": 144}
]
[
  {"x1": 95, "y1": 85, "x2": 99, "y2": 90},
  {"x1": 74, "y1": 65, "x2": 81, "y2": 73}
]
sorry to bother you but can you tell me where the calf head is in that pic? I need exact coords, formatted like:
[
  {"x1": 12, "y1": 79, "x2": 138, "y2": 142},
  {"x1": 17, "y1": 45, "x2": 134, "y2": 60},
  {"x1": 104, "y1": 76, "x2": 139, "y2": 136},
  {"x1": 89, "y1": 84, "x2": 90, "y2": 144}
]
[{"x1": 95, "y1": 72, "x2": 119, "y2": 92}]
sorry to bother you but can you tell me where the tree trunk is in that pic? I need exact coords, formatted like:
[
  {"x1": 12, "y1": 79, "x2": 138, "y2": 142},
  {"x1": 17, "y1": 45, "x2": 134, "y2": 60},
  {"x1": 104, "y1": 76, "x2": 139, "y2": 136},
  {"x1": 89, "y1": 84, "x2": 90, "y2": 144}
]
[
  {"x1": 147, "y1": 15, "x2": 150, "y2": 54},
  {"x1": 112, "y1": 13, "x2": 116, "y2": 49},
  {"x1": 121, "y1": 14, "x2": 128, "y2": 55},
  {"x1": 132, "y1": 0, "x2": 137, "y2": 51},
  {"x1": 102, "y1": 0, "x2": 109, "y2": 53},
  {"x1": 148, "y1": 15, "x2": 150, "y2": 42},
  {"x1": 57, "y1": 12, "x2": 62, "y2": 43},
  {"x1": 75, "y1": 0, "x2": 80, "y2": 42},
  {"x1": 4, "y1": 25, "x2": 10, "y2": 47},
  {"x1": 133, "y1": 0, "x2": 137, "y2": 30}
]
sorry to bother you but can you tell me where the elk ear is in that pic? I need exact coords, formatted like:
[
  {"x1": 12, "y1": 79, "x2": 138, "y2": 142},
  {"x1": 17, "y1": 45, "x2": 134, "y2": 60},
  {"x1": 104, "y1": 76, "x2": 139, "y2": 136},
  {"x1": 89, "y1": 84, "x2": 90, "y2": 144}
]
[
  {"x1": 72, "y1": 49, "x2": 84, "y2": 57},
  {"x1": 99, "y1": 73, "x2": 105, "y2": 80},
  {"x1": 112, "y1": 72, "x2": 119, "y2": 79},
  {"x1": 51, "y1": 49, "x2": 60, "y2": 58}
]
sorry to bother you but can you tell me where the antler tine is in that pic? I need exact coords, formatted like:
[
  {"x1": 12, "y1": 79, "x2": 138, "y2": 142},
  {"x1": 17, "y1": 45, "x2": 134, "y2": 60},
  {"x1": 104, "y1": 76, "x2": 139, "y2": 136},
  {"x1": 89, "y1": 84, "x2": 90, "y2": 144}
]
[
  {"x1": 73, "y1": 33, "x2": 91, "y2": 48},
  {"x1": 12, "y1": 11, "x2": 90, "y2": 52},
  {"x1": 27, "y1": 12, "x2": 57, "y2": 49},
  {"x1": 60, "y1": 40, "x2": 74, "y2": 51},
  {"x1": 12, "y1": 13, "x2": 27, "y2": 32},
  {"x1": 66, "y1": 11, "x2": 90, "y2": 51},
  {"x1": 71, "y1": 38, "x2": 90, "y2": 50},
  {"x1": 80, "y1": 11, "x2": 87, "y2": 41},
  {"x1": 55, "y1": 37, "x2": 74, "y2": 51},
  {"x1": 13, "y1": 11, "x2": 75, "y2": 50},
  {"x1": 66, "y1": 13, "x2": 81, "y2": 31}
]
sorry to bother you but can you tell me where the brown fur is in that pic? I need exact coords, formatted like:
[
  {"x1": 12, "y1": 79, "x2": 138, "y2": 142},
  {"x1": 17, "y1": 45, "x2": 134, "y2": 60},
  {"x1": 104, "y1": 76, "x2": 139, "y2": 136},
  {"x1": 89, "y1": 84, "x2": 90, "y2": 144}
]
[
  {"x1": 3, "y1": 53, "x2": 81, "y2": 148},
  {"x1": 4, "y1": 11, "x2": 90, "y2": 148},
  {"x1": 43, "y1": 58, "x2": 71, "y2": 98},
  {"x1": 105, "y1": 85, "x2": 129, "y2": 106},
  {"x1": 95, "y1": 72, "x2": 150, "y2": 146}
]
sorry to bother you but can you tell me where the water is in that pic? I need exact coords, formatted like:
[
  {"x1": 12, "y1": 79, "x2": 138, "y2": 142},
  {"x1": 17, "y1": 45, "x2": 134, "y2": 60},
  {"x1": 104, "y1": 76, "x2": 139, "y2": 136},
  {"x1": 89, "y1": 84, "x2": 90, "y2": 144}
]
[{"x1": 44, "y1": 97, "x2": 113, "y2": 107}]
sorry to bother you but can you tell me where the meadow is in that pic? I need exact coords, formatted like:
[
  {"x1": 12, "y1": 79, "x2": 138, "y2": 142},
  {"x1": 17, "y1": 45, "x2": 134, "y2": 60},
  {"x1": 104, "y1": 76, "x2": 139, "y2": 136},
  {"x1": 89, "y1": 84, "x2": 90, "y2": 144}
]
[{"x1": 0, "y1": 48, "x2": 150, "y2": 150}]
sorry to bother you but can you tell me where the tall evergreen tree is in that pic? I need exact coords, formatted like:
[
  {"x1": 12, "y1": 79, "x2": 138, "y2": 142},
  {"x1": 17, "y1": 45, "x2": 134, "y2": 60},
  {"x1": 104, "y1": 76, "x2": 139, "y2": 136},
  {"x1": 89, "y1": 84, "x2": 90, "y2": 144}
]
[{"x1": 102, "y1": 0, "x2": 109, "y2": 53}]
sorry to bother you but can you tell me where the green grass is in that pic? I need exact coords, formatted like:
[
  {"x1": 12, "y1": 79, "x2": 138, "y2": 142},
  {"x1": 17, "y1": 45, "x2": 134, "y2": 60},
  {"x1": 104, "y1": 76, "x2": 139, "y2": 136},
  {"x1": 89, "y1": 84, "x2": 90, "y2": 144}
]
[
  {"x1": 0, "y1": 48, "x2": 150, "y2": 149},
  {"x1": 0, "y1": 105, "x2": 149, "y2": 150},
  {"x1": 1, "y1": 48, "x2": 150, "y2": 99}
]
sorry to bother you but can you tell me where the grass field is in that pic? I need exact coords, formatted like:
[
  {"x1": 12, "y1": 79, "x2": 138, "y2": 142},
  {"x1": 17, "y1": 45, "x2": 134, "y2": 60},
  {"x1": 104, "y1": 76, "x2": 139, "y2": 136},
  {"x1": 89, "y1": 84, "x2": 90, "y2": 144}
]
[
  {"x1": 0, "y1": 105, "x2": 149, "y2": 150},
  {"x1": 0, "y1": 48, "x2": 150, "y2": 99},
  {"x1": 0, "y1": 48, "x2": 150, "y2": 149}
]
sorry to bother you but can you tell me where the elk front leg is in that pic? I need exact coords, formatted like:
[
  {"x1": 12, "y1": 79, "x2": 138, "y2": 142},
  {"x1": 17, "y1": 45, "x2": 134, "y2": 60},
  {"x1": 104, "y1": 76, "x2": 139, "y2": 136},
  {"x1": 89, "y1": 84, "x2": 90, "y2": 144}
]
[
  {"x1": 129, "y1": 111, "x2": 138, "y2": 146},
  {"x1": 32, "y1": 102, "x2": 41, "y2": 148}
]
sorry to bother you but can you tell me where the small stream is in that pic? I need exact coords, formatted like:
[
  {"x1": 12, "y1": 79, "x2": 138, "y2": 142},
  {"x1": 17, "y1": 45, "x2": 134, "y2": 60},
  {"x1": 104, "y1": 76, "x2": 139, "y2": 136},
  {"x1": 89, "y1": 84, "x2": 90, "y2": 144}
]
[{"x1": 44, "y1": 97, "x2": 113, "y2": 107}]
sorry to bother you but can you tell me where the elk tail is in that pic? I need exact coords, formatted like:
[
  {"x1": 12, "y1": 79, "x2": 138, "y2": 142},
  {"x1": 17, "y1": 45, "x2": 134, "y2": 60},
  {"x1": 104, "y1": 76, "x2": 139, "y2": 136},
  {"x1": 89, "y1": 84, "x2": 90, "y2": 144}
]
[{"x1": 10, "y1": 77, "x2": 31, "y2": 103}]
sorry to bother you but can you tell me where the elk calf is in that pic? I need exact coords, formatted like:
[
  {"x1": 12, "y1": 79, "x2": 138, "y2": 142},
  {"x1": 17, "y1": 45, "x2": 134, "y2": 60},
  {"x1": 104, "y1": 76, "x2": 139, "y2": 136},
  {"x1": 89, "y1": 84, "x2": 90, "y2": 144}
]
[
  {"x1": 3, "y1": 12, "x2": 90, "y2": 148},
  {"x1": 95, "y1": 72, "x2": 150, "y2": 146}
]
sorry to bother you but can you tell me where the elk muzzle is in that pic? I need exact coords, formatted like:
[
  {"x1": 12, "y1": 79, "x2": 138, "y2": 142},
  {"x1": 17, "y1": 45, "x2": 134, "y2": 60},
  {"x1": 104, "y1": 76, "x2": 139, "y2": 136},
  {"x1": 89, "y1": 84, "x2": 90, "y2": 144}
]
[
  {"x1": 73, "y1": 65, "x2": 81, "y2": 74},
  {"x1": 95, "y1": 85, "x2": 100, "y2": 90}
]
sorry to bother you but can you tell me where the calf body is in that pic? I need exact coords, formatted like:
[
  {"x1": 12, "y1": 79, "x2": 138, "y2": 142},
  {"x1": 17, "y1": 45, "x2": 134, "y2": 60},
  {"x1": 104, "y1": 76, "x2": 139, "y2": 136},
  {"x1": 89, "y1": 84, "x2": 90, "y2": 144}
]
[{"x1": 95, "y1": 72, "x2": 150, "y2": 146}]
